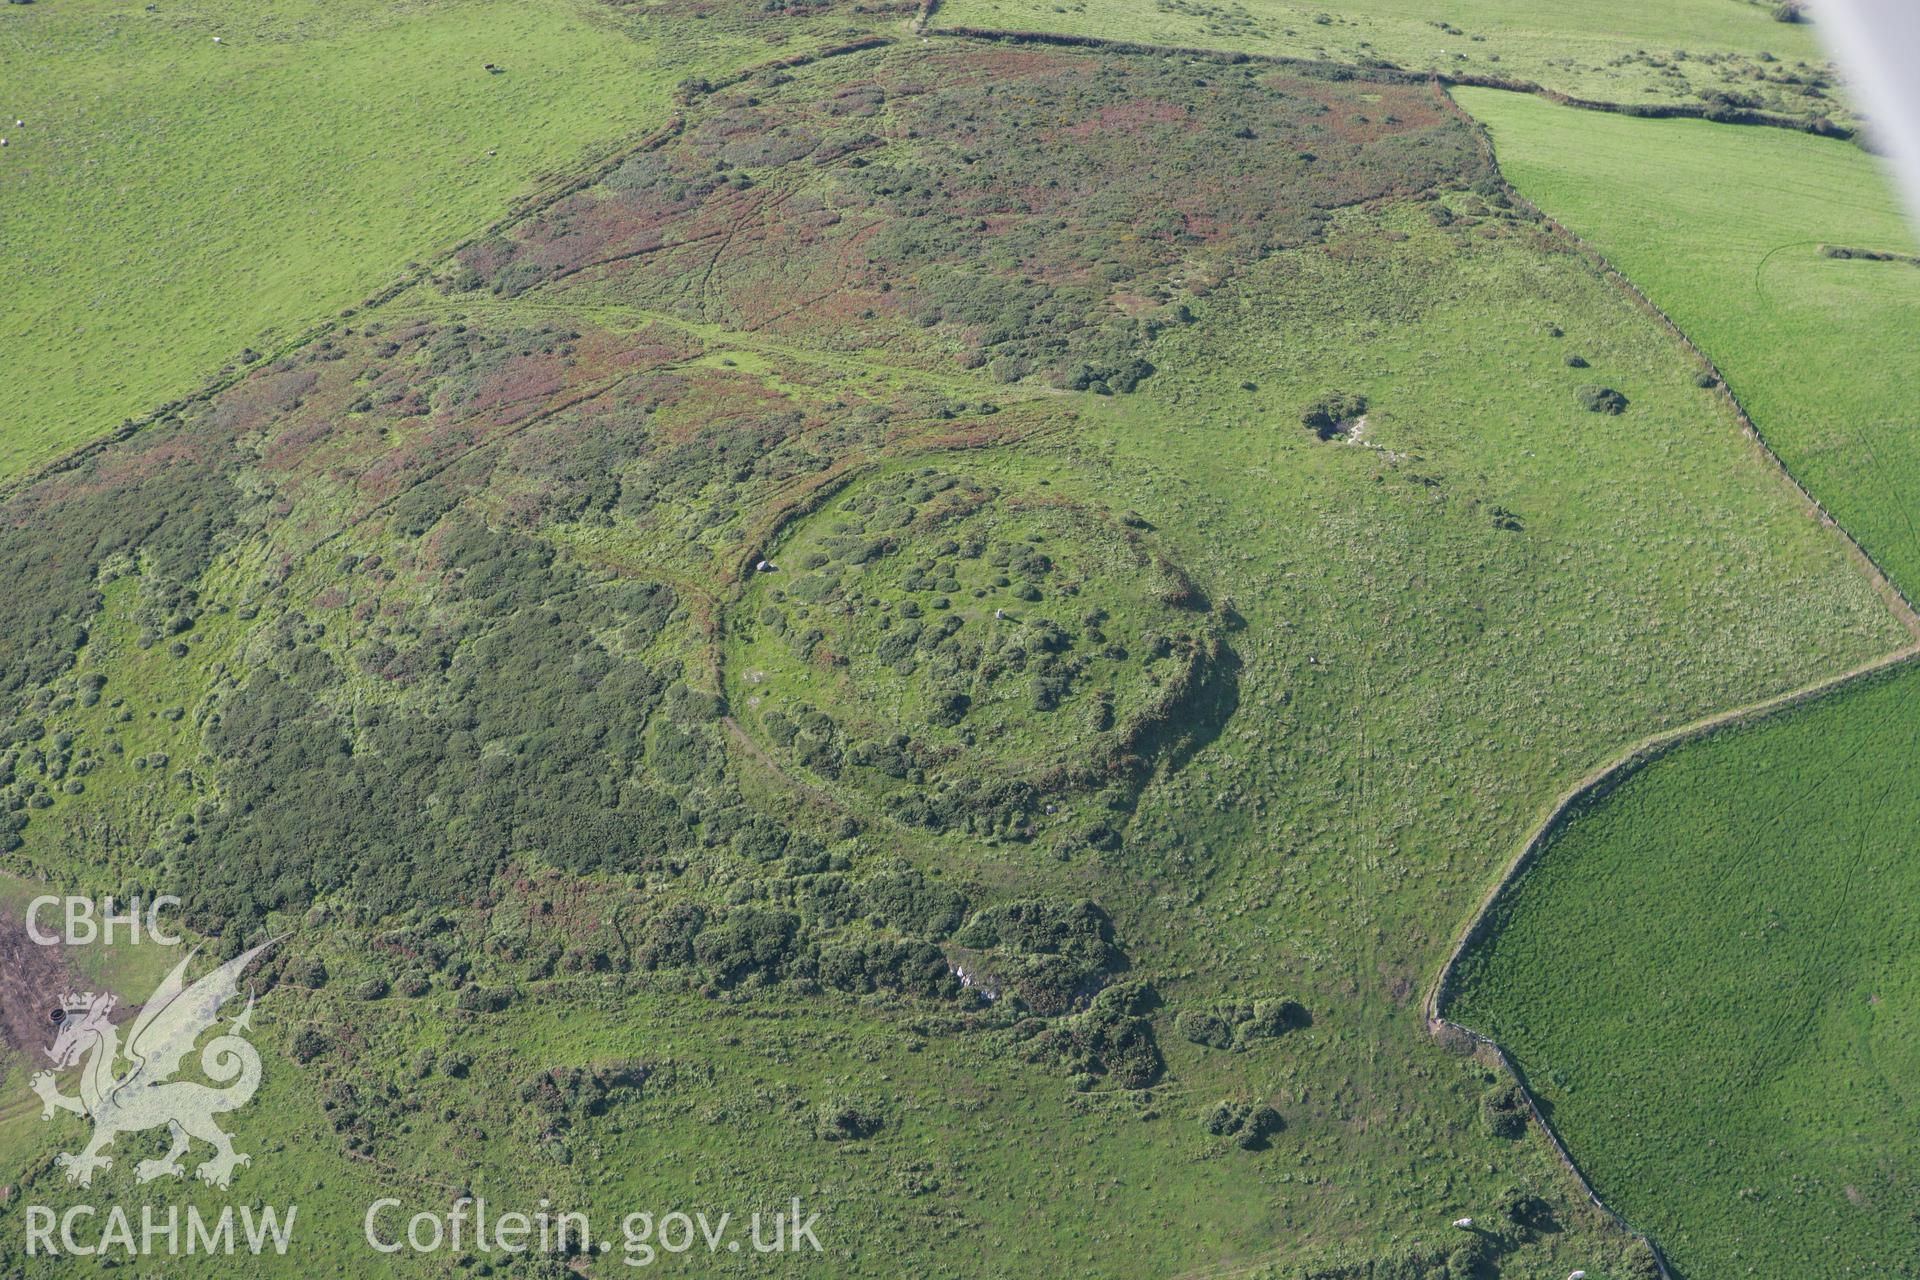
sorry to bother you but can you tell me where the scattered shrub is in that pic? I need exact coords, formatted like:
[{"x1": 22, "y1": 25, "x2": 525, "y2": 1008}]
[
  {"x1": 1204, "y1": 1097, "x2": 1283, "y2": 1148},
  {"x1": 456, "y1": 984, "x2": 515, "y2": 1013},
  {"x1": 1482, "y1": 1080, "x2": 1529, "y2": 1139},
  {"x1": 1576, "y1": 384, "x2": 1628, "y2": 415},
  {"x1": 1301, "y1": 392, "x2": 1368, "y2": 440},
  {"x1": 1177, "y1": 996, "x2": 1306, "y2": 1050},
  {"x1": 815, "y1": 1097, "x2": 882, "y2": 1141},
  {"x1": 1018, "y1": 981, "x2": 1163, "y2": 1088},
  {"x1": 288, "y1": 1027, "x2": 330, "y2": 1063},
  {"x1": 1175, "y1": 1009, "x2": 1234, "y2": 1049},
  {"x1": 693, "y1": 907, "x2": 802, "y2": 987}
]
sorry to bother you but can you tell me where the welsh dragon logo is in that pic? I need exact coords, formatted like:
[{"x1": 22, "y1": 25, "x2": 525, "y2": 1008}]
[{"x1": 32, "y1": 940, "x2": 275, "y2": 1189}]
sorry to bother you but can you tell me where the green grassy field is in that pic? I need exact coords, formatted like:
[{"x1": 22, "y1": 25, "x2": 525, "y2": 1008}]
[
  {"x1": 0, "y1": 19, "x2": 1912, "y2": 1278},
  {"x1": 1434, "y1": 86, "x2": 1920, "y2": 1280},
  {"x1": 935, "y1": 0, "x2": 1847, "y2": 121},
  {"x1": 1447, "y1": 661, "x2": 1920, "y2": 1279},
  {"x1": 1, "y1": 157, "x2": 1903, "y2": 1277},
  {"x1": 1454, "y1": 86, "x2": 1920, "y2": 602},
  {"x1": 0, "y1": 0, "x2": 790, "y2": 481}
]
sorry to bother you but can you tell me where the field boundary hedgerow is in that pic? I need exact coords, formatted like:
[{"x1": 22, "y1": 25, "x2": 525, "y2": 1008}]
[
  {"x1": 1423, "y1": 640, "x2": 1920, "y2": 1280},
  {"x1": 675, "y1": 34, "x2": 897, "y2": 103},
  {"x1": 921, "y1": 25, "x2": 1856, "y2": 139},
  {"x1": 1437, "y1": 69, "x2": 1850, "y2": 139},
  {"x1": 927, "y1": 24, "x2": 1433, "y2": 82}
]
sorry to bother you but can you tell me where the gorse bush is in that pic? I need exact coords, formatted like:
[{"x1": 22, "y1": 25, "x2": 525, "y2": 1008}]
[
  {"x1": 1301, "y1": 392, "x2": 1368, "y2": 440},
  {"x1": 1576, "y1": 384, "x2": 1628, "y2": 414},
  {"x1": 1203, "y1": 1097, "x2": 1283, "y2": 1148},
  {"x1": 1481, "y1": 1079, "x2": 1529, "y2": 1139},
  {"x1": 187, "y1": 520, "x2": 691, "y2": 931},
  {"x1": 1177, "y1": 996, "x2": 1307, "y2": 1050}
]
